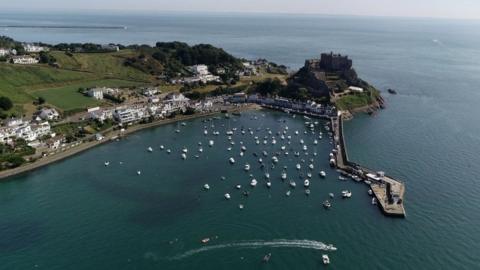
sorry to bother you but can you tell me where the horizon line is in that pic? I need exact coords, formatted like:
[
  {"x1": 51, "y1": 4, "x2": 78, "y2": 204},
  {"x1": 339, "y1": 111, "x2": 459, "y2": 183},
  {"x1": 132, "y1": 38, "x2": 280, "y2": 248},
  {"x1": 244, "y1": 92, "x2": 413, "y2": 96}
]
[{"x1": 1, "y1": 8, "x2": 480, "y2": 22}]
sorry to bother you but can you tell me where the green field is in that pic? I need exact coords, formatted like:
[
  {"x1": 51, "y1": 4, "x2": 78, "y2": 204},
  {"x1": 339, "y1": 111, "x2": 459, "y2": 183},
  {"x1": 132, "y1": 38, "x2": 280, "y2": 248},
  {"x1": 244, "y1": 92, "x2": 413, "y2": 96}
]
[
  {"x1": 0, "y1": 50, "x2": 153, "y2": 115},
  {"x1": 31, "y1": 79, "x2": 146, "y2": 111}
]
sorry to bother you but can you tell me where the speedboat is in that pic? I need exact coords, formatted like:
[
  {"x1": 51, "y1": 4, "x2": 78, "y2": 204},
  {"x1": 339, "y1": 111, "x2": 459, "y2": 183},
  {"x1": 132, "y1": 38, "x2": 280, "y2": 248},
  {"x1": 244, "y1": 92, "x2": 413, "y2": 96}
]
[
  {"x1": 182, "y1": 148, "x2": 188, "y2": 153},
  {"x1": 198, "y1": 147, "x2": 203, "y2": 153},
  {"x1": 368, "y1": 189, "x2": 373, "y2": 196},
  {"x1": 181, "y1": 153, "x2": 187, "y2": 160},
  {"x1": 319, "y1": 171, "x2": 326, "y2": 178},
  {"x1": 224, "y1": 193, "x2": 231, "y2": 200},
  {"x1": 266, "y1": 181, "x2": 272, "y2": 188},
  {"x1": 296, "y1": 164, "x2": 301, "y2": 170},
  {"x1": 308, "y1": 164, "x2": 314, "y2": 170},
  {"x1": 229, "y1": 157, "x2": 235, "y2": 164},
  {"x1": 264, "y1": 173, "x2": 270, "y2": 179},
  {"x1": 307, "y1": 172, "x2": 312, "y2": 178},
  {"x1": 281, "y1": 172, "x2": 287, "y2": 180},
  {"x1": 137, "y1": 170, "x2": 141, "y2": 175},
  {"x1": 147, "y1": 147, "x2": 153, "y2": 152},
  {"x1": 166, "y1": 149, "x2": 171, "y2": 154},
  {"x1": 286, "y1": 190, "x2": 291, "y2": 196},
  {"x1": 250, "y1": 179, "x2": 258, "y2": 187},
  {"x1": 209, "y1": 140, "x2": 214, "y2": 147},
  {"x1": 160, "y1": 145, "x2": 165, "y2": 150},
  {"x1": 289, "y1": 181, "x2": 297, "y2": 188},
  {"x1": 203, "y1": 184, "x2": 210, "y2": 190},
  {"x1": 244, "y1": 164, "x2": 250, "y2": 171},
  {"x1": 329, "y1": 193, "x2": 334, "y2": 198},
  {"x1": 104, "y1": 161, "x2": 110, "y2": 166},
  {"x1": 236, "y1": 185, "x2": 242, "y2": 189},
  {"x1": 371, "y1": 197, "x2": 377, "y2": 205}
]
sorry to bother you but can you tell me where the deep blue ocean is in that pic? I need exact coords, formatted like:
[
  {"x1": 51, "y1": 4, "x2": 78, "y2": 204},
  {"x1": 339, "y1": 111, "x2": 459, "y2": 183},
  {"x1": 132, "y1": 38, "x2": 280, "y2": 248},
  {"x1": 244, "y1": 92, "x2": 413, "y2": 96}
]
[{"x1": 0, "y1": 11, "x2": 479, "y2": 269}]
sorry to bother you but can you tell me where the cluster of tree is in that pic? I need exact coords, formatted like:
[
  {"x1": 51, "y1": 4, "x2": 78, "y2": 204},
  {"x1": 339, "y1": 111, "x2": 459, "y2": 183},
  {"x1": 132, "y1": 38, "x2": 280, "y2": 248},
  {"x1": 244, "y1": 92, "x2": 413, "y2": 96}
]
[
  {"x1": 39, "y1": 51, "x2": 57, "y2": 65},
  {"x1": 0, "y1": 138, "x2": 35, "y2": 170},
  {"x1": 53, "y1": 43, "x2": 123, "y2": 53},
  {"x1": 125, "y1": 42, "x2": 242, "y2": 78}
]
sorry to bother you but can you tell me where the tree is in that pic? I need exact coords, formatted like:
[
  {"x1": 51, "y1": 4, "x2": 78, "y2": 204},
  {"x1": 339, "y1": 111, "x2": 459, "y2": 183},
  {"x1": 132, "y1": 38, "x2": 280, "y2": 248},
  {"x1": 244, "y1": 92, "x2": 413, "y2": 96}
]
[
  {"x1": 0, "y1": 96, "x2": 13, "y2": 111},
  {"x1": 38, "y1": 97, "x2": 46, "y2": 105}
]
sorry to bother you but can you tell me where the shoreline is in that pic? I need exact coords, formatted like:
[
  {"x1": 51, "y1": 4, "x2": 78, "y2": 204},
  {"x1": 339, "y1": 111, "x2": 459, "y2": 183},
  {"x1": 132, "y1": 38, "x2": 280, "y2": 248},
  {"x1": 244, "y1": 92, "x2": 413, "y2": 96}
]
[{"x1": 0, "y1": 104, "x2": 260, "y2": 180}]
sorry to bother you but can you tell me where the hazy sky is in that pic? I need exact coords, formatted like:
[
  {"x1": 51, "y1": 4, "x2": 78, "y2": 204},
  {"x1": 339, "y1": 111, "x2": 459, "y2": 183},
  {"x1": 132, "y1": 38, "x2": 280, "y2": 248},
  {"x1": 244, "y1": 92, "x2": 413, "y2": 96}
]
[{"x1": 5, "y1": 0, "x2": 480, "y2": 20}]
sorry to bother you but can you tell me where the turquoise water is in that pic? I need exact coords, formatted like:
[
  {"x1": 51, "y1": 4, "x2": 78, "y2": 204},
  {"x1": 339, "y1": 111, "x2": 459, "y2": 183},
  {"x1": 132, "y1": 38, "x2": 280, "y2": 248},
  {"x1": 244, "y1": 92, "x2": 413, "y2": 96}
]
[{"x1": 1, "y1": 11, "x2": 480, "y2": 269}]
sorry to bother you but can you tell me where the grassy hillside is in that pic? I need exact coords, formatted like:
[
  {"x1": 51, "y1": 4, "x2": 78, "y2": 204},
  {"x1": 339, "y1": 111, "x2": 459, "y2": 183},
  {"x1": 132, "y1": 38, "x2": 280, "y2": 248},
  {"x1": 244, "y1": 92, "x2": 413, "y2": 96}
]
[
  {"x1": 0, "y1": 50, "x2": 153, "y2": 116},
  {"x1": 50, "y1": 50, "x2": 151, "y2": 82}
]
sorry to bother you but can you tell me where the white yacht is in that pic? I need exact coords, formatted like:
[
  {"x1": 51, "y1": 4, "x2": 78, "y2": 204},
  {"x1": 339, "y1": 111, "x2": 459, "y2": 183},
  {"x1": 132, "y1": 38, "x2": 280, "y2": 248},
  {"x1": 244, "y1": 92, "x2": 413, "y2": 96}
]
[
  {"x1": 342, "y1": 190, "x2": 352, "y2": 198},
  {"x1": 224, "y1": 193, "x2": 231, "y2": 200},
  {"x1": 104, "y1": 161, "x2": 110, "y2": 166},
  {"x1": 250, "y1": 179, "x2": 258, "y2": 187},
  {"x1": 229, "y1": 157, "x2": 235, "y2": 164},
  {"x1": 289, "y1": 181, "x2": 297, "y2": 188},
  {"x1": 304, "y1": 179, "x2": 310, "y2": 187},
  {"x1": 286, "y1": 190, "x2": 291, "y2": 196},
  {"x1": 160, "y1": 145, "x2": 165, "y2": 150},
  {"x1": 137, "y1": 170, "x2": 141, "y2": 175},
  {"x1": 147, "y1": 146, "x2": 153, "y2": 152},
  {"x1": 209, "y1": 140, "x2": 214, "y2": 147},
  {"x1": 266, "y1": 181, "x2": 272, "y2": 188},
  {"x1": 244, "y1": 164, "x2": 251, "y2": 171},
  {"x1": 181, "y1": 153, "x2": 187, "y2": 160},
  {"x1": 236, "y1": 185, "x2": 242, "y2": 189},
  {"x1": 296, "y1": 164, "x2": 301, "y2": 170},
  {"x1": 308, "y1": 164, "x2": 314, "y2": 170},
  {"x1": 281, "y1": 172, "x2": 287, "y2": 180},
  {"x1": 319, "y1": 171, "x2": 326, "y2": 178},
  {"x1": 203, "y1": 184, "x2": 210, "y2": 190},
  {"x1": 182, "y1": 148, "x2": 188, "y2": 153}
]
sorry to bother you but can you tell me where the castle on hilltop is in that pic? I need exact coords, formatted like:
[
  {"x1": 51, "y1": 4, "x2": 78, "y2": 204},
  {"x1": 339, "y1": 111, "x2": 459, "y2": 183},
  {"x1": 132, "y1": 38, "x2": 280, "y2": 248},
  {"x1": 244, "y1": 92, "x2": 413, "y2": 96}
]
[{"x1": 305, "y1": 52, "x2": 353, "y2": 72}]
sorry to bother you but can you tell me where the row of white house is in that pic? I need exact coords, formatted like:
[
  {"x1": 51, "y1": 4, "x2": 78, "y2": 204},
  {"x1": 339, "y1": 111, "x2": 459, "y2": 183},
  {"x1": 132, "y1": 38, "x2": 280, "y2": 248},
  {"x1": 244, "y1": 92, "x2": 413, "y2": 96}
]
[
  {"x1": 11, "y1": 55, "x2": 39, "y2": 65},
  {"x1": 23, "y1": 43, "x2": 48, "y2": 53},
  {"x1": 88, "y1": 93, "x2": 214, "y2": 125},
  {"x1": 0, "y1": 119, "x2": 52, "y2": 144}
]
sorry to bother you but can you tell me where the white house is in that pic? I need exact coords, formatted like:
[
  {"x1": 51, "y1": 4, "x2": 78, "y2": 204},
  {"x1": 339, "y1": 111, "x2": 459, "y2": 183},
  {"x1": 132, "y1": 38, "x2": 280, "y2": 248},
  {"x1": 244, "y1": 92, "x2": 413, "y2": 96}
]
[
  {"x1": 113, "y1": 107, "x2": 146, "y2": 124},
  {"x1": 0, "y1": 48, "x2": 16, "y2": 57},
  {"x1": 31, "y1": 122, "x2": 51, "y2": 138},
  {"x1": 89, "y1": 108, "x2": 113, "y2": 122},
  {"x1": 142, "y1": 87, "x2": 159, "y2": 97},
  {"x1": 39, "y1": 108, "x2": 60, "y2": 121},
  {"x1": 348, "y1": 86, "x2": 364, "y2": 93},
  {"x1": 11, "y1": 55, "x2": 39, "y2": 65},
  {"x1": 88, "y1": 88, "x2": 104, "y2": 100},
  {"x1": 190, "y1": 65, "x2": 210, "y2": 76},
  {"x1": 23, "y1": 44, "x2": 47, "y2": 53}
]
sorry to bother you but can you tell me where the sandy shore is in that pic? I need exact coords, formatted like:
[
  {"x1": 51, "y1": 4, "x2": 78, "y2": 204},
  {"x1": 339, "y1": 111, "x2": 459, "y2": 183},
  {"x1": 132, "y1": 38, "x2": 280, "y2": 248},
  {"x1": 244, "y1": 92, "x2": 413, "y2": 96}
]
[{"x1": 0, "y1": 104, "x2": 260, "y2": 180}]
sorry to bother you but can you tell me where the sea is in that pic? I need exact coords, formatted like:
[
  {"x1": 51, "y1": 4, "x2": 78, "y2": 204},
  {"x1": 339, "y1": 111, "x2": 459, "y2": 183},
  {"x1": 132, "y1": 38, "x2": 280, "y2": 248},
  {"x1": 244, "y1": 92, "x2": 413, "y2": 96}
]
[{"x1": 0, "y1": 10, "x2": 479, "y2": 270}]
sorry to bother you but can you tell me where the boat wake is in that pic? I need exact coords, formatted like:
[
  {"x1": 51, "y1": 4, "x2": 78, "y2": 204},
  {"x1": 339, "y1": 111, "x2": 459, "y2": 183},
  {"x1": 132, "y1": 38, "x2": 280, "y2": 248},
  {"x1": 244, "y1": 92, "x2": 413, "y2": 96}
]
[{"x1": 171, "y1": 239, "x2": 337, "y2": 260}]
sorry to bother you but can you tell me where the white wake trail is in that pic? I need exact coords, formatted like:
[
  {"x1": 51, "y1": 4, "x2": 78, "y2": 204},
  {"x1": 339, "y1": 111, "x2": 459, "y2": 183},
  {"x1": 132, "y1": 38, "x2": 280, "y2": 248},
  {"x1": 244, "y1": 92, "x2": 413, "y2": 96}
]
[{"x1": 171, "y1": 239, "x2": 337, "y2": 260}]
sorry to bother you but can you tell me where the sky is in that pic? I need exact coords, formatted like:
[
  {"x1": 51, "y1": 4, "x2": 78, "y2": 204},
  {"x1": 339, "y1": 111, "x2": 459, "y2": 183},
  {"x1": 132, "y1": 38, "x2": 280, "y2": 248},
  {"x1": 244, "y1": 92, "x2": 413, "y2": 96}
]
[{"x1": 4, "y1": 0, "x2": 480, "y2": 20}]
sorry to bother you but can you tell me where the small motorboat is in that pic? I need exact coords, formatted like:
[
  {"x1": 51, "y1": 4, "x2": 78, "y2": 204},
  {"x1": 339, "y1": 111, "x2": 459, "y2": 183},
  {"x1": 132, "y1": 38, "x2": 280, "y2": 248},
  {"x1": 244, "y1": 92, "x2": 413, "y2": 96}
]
[
  {"x1": 236, "y1": 185, "x2": 242, "y2": 189},
  {"x1": 319, "y1": 171, "x2": 326, "y2": 178},
  {"x1": 250, "y1": 179, "x2": 258, "y2": 187},
  {"x1": 323, "y1": 200, "x2": 331, "y2": 209},
  {"x1": 147, "y1": 147, "x2": 153, "y2": 152},
  {"x1": 286, "y1": 190, "x2": 291, "y2": 196},
  {"x1": 289, "y1": 181, "x2": 297, "y2": 188},
  {"x1": 224, "y1": 193, "x2": 231, "y2": 200},
  {"x1": 305, "y1": 189, "x2": 310, "y2": 195},
  {"x1": 137, "y1": 170, "x2": 141, "y2": 175},
  {"x1": 229, "y1": 157, "x2": 235, "y2": 164},
  {"x1": 266, "y1": 181, "x2": 272, "y2": 188},
  {"x1": 201, "y1": 238, "x2": 210, "y2": 244},
  {"x1": 322, "y1": 254, "x2": 330, "y2": 265},
  {"x1": 296, "y1": 164, "x2": 301, "y2": 170},
  {"x1": 262, "y1": 253, "x2": 272, "y2": 263},
  {"x1": 329, "y1": 193, "x2": 334, "y2": 198},
  {"x1": 372, "y1": 197, "x2": 377, "y2": 205},
  {"x1": 203, "y1": 184, "x2": 210, "y2": 190},
  {"x1": 239, "y1": 204, "x2": 244, "y2": 209},
  {"x1": 181, "y1": 153, "x2": 187, "y2": 160},
  {"x1": 104, "y1": 161, "x2": 110, "y2": 166},
  {"x1": 244, "y1": 164, "x2": 250, "y2": 171},
  {"x1": 166, "y1": 149, "x2": 171, "y2": 154}
]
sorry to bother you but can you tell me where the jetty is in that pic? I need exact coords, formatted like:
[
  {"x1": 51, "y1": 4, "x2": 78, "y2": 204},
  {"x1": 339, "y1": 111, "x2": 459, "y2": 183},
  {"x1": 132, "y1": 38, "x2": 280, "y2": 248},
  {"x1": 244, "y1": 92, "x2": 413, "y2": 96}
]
[{"x1": 331, "y1": 115, "x2": 406, "y2": 217}]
